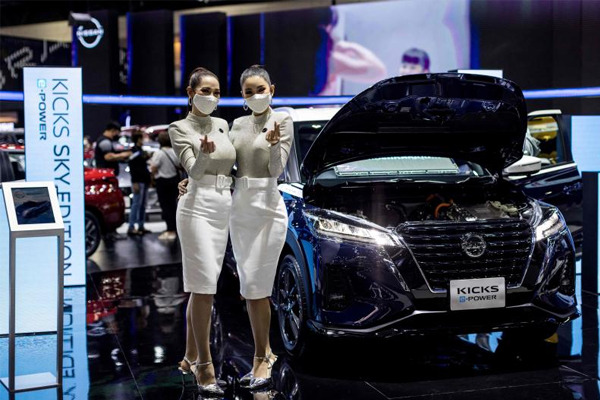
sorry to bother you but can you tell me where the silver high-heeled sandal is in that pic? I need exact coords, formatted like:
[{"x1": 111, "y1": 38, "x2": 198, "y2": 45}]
[
  {"x1": 177, "y1": 356, "x2": 194, "y2": 375},
  {"x1": 239, "y1": 370, "x2": 253, "y2": 387},
  {"x1": 195, "y1": 360, "x2": 225, "y2": 397},
  {"x1": 242, "y1": 352, "x2": 278, "y2": 390}
]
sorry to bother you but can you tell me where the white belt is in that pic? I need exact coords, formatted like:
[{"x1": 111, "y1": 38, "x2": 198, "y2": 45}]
[
  {"x1": 191, "y1": 174, "x2": 233, "y2": 189},
  {"x1": 234, "y1": 177, "x2": 278, "y2": 190}
]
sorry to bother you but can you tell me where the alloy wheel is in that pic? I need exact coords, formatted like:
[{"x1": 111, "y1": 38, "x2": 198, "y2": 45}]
[
  {"x1": 85, "y1": 211, "x2": 101, "y2": 256},
  {"x1": 278, "y1": 261, "x2": 303, "y2": 350}
]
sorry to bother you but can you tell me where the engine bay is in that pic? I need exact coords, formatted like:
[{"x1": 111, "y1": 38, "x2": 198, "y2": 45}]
[
  {"x1": 384, "y1": 194, "x2": 527, "y2": 223},
  {"x1": 304, "y1": 181, "x2": 533, "y2": 228}
]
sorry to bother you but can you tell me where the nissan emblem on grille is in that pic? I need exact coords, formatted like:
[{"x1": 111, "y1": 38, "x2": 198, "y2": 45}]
[{"x1": 461, "y1": 233, "x2": 487, "y2": 258}]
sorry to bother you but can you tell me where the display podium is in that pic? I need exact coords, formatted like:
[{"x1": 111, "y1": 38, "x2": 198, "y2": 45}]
[{"x1": 0, "y1": 181, "x2": 64, "y2": 394}]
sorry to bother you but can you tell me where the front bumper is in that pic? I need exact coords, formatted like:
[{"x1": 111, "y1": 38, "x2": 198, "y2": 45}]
[
  {"x1": 305, "y1": 221, "x2": 578, "y2": 338},
  {"x1": 308, "y1": 302, "x2": 578, "y2": 339}
]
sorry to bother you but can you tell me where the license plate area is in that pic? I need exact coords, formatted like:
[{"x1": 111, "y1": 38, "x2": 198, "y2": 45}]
[{"x1": 449, "y1": 277, "x2": 506, "y2": 311}]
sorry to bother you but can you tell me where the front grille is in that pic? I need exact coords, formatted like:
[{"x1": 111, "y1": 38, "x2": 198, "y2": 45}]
[
  {"x1": 324, "y1": 263, "x2": 354, "y2": 311},
  {"x1": 397, "y1": 219, "x2": 533, "y2": 291}
]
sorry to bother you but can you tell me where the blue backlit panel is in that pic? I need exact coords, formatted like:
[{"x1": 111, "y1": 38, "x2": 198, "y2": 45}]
[
  {"x1": 571, "y1": 116, "x2": 600, "y2": 172},
  {"x1": 23, "y1": 67, "x2": 85, "y2": 286},
  {"x1": 0, "y1": 288, "x2": 88, "y2": 400},
  {"x1": 3, "y1": 87, "x2": 600, "y2": 105}
]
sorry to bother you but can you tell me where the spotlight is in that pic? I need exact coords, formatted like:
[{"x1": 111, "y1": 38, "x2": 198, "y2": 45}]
[{"x1": 68, "y1": 12, "x2": 93, "y2": 26}]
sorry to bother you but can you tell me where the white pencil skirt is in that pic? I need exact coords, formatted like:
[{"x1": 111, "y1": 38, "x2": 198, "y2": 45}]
[
  {"x1": 230, "y1": 177, "x2": 288, "y2": 299},
  {"x1": 176, "y1": 176, "x2": 232, "y2": 294}
]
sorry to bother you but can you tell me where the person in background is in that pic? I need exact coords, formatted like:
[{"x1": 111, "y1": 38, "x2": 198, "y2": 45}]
[
  {"x1": 150, "y1": 131, "x2": 180, "y2": 241},
  {"x1": 83, "y1": 135, "x2": 93, "y2": 161},
  {"x1": 94, "y1": 121, "x2": 131, "y2": 176},
  {"x1": 315, "y1": 8, "x2": 387, "y2": 95},
  {"x1": 523, "y1": 129, "x2": 541, "y2": 157},
  {"x1": 127, "y1": 130, "x2": 151, "y2": 236},
  {"x1": 398, "y1": 48, "x2": 430, "y2": 76}
]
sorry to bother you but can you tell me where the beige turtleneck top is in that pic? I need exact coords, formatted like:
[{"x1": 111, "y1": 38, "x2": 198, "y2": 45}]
[
  {"x1": 168, "y1": 112, "x2": 236, "y2": 180},
  {"x1": 229, "y1": 108, "x2": 294, "y2": 178}
]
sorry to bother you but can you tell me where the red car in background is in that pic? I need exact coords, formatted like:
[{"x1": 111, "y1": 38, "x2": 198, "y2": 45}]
[
  {"x1": 0, "y1": 144, "x2": 125, "y2": 256},
  {"x1": 85, "y1": 125, "x2": 165, "y2": 215},
  {"x1": 83, "y1": 167, "x2": 126, "y2": 255}
]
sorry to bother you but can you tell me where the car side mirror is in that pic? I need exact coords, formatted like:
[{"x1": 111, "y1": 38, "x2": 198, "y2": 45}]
[{"x1": 503, "y1": 155, "x2": 542, "y2": 176}]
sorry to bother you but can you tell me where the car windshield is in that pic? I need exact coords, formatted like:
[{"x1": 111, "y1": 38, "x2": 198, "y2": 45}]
[
  {"x1": 0, "y1": 151, "x2": 26, "y2": 181},
  {"x1": 0, "y1": 131, "x2": 24, "y2": 146},
  {"x1": 332, "y1": 156, "x2": 488, "y2": 178},
  {"x1": 297, "y1": 121, "x2": 327, "y2": 161}
]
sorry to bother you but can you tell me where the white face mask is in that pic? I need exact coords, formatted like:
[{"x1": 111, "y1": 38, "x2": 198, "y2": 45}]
[
  {"x1": 192, "y1": 94, "x2": 218, "y2": 115},
  {"x1": 246, "y1": 93, "x2": 272, "y2": 114}
]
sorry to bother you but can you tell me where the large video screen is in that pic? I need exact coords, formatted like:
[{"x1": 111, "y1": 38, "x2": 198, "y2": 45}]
[
  {"x1": 335, "y1": 0, "x2": 470, "y2": 95},
  {"x1": 235, "y1": 0, "x2": 470, "y2": 96}
]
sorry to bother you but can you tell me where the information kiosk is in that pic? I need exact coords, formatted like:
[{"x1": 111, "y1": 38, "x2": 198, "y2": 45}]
[{"x1": 0, "y1": 181, "x2": 64, "y2": 394}]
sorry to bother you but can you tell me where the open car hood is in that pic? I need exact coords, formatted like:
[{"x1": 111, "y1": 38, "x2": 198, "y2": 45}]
[{"x1": 301, "y1": 73, "x2": 527, "y2": 179}]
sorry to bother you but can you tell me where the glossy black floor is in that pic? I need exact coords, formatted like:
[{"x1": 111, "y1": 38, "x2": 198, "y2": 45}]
[
  {"x1": 79, "y1": 232, "x2": 600, "y2": 400},
  {"x1": 87, "y1": 220, "x2": 182, "y2": 273}
]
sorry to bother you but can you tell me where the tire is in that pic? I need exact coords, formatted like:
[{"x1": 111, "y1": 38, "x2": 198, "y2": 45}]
[
  {"x1": 85, "y1": 210, "x2": 102, "y2": 257},
  {"x1": 275, "y1": 254, "x2": 312, "y2": 358}
]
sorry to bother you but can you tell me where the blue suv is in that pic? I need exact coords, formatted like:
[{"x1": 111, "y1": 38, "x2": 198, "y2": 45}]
[{"x1": 256, "y1": 73, "x2": 581, "y2": 358}]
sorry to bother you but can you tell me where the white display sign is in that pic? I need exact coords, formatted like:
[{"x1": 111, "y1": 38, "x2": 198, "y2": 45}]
[
  {"x1": 450, "y1": 277, "x2": 506, "y2": 311},
  {"x1": 23, "y1": 67, "x2": 85, "y2": 286},
  {"x1": 62, "y1": 286, "x2": 90, "y2": 399}
]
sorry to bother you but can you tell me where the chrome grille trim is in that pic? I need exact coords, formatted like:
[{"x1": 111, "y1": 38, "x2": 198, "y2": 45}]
[{"x1": 397, "y1": 219, "x2": 535, "y2": 292}]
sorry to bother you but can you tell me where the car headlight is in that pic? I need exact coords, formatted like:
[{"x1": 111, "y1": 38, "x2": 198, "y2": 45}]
[
  {"x1": 306, "y1": 213, "x2": 400, "y2": 246},
  {"x1": 535, "y1": 210, "x2": 568, "y2": 241}
]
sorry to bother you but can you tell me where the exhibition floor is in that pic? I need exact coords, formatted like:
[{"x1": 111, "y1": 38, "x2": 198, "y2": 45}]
[
  {"x1": 87, "y1": 221, "x2": 182, "y2": 273},
  {"x1": 2, "y1": 231, "x2": 598, "y2": 400},
  {"x1": 84, "y1": 263, "x2": 598, "y2": 400}
]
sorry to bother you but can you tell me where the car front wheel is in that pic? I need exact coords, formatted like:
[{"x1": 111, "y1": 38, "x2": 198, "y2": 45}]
[
  {"x1": 276, "y1": 254, "x2": 311, "y2": 358},
  {"x1": 85, "y1": 210, "x2": 102, "y2": 257}
]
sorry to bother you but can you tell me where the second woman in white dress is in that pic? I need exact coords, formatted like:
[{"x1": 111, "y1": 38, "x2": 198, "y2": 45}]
[{"x1": 229, "y1": 65, "x2": 294, "y2": 390}]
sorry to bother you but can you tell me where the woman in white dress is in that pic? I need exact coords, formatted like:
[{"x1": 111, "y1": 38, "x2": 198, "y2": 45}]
[
  {"x1": 229, "y1": 65, "x2": 293, "y2": 390},
  {"x1": 176, "y1": 65, "x2": 294, "y2": 391},
  {"x1": 169, "y1": 67, "x2": 235, "y2": 397}
]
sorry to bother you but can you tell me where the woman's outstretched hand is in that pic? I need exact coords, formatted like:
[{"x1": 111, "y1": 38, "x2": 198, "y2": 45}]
[
  {"x1": 200, "y1": 134, "x2": 216, "y2": 153},
  {"x1": 265, "y1": 121, "x2": 281, "y2": 145}
]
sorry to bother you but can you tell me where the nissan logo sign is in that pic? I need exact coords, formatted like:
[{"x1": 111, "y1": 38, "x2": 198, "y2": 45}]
[
  {"x1": 461, "y1": 233, "x2": 487, "y2": 258},
  {"x1": 76, "y1": 17, "x2": 104, "y2": 49}
]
